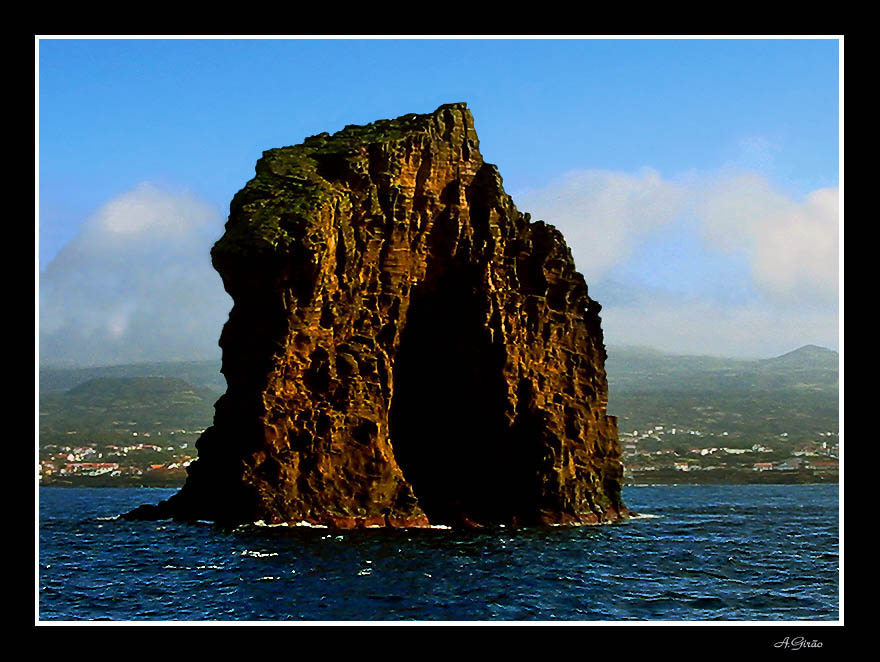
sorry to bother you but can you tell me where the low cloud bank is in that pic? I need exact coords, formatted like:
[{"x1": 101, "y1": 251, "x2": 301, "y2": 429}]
[
  {"x1": 696, "y1": 173, "x2": 838, "y2": 303},
  {"x1": 39, "y1": 167, "x2": 839, "y2": 367},
  {"x1": 516, "y1": 168, "x2": 839, "y2": 358},
  {"x1": 39, "y1": 183, "x2": 231, "y2": 366},
  {"x1": 595, "y1": 284, "x2": 838, "y2": 359},
  {"x1": 515, "y1": 169, "x2": 686, "y2": 284}
]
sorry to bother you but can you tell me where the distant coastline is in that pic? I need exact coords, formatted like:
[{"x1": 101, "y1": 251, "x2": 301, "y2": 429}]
[
  {"x1": 39, "y1": 470, "x2": 837, "y2": 489},
  {"x1": 38, "y1": 346, "x2": 839, "y2": 493},
  {"x1": 625, "y1": 467, "x2": 837, "y2": 486}
]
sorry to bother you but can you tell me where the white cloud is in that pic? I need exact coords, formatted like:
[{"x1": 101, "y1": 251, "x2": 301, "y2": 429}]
[
  {"x1": 518, "y1": 168, "x2": 839, "y2": 305},
  {"x1": 696, "y1": 173, "x2": 839, "y2": 302},
  {"x1": 515, "y1": 169, "x2": 687, "y2": 283},
  {"x1": 514, "y1": 167, "x2": 839, "y2": 357},
  {"x1": 517, "y1": 168, "x2": 839, "y2": 305},
  {"x1": 39, "y1": 169, "x2": 840, "y2": 365},
  {"x1": 90, "y1": 183, "x2": 214, "y2": 240},
  {"x1": 39, "y1": 184, "x2": 231, "y2": 366}
]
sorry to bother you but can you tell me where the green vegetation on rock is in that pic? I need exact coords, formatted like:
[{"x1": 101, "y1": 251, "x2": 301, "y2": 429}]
[{"x1": 212, "y1": 104, "x2": 468, "y2": 259}]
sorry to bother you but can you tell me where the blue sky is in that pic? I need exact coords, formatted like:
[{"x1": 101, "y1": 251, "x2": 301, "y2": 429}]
[{"x1": 37, "y1": 37, "x2": 841, "y2": 364}]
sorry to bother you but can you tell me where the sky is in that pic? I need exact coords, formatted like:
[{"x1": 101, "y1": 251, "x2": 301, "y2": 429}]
[{"x1": 37, "y1": 37, "x2": 841, "y2": 366}]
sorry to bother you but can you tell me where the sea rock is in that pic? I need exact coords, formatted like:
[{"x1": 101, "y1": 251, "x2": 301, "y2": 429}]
[{"x1": 124, "y1": 103, "x2": 628, "y2": 528}]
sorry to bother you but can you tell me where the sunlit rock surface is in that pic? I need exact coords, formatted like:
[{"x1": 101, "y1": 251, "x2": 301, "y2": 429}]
[{"x1": 125, "y1": 103, "x2": 628, "y2": 528}]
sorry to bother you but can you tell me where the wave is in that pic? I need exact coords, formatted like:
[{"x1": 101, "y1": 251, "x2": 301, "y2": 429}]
[
  {"x1": 240, "y1": 550, "x2": 279, "y2": 558},
  {"x1": 250, "y1": 519, "x2": 329, "y2": 528}
]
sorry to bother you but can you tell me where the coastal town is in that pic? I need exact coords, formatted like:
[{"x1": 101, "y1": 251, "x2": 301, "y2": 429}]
[
  {"x1": 38, "y1": 422, "x2": 839, "y2": 486},
  {"x1": 38, "y1": 430, "x2": 203, "y2": 486},
  {"x1": 38, "y1": 343, "x2": 839, "y2": 487},
  {"x1": 619, "y1": 425, "x2": 839, "y2": 483}
]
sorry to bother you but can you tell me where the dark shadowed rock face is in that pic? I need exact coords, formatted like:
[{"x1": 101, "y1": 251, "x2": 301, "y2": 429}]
[{"x1": 124, "y1": 103, "x2": 628, "y2": 528}]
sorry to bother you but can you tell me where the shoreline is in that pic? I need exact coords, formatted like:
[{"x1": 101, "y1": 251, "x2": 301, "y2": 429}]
[{"x1": 38, "y1": 477, "x2": 838, "y2": 489}]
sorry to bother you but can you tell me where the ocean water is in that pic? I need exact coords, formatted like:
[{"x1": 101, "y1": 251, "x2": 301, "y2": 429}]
[{"x1": 37, "y1": 484, "x2": 839, "y2": 621}]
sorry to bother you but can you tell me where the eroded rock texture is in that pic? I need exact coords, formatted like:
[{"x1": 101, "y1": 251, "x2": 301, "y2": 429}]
[{"x1": 125, "y1": 103, "x2": 628, "y2": 528}]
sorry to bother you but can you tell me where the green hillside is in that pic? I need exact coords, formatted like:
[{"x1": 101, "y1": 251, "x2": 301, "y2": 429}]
[
  {"x1": 37, "y1": 345, "x2": 839, "y2": 453},
  {"x1": 39, "y1": 376, "x2": 219, "y2": 444},
  {"x1": 39, "y1": 360, "x2": 226, "y2": 394},
  {"x1": 605, "y1": 344, "x2": 839, "y2": 448}
]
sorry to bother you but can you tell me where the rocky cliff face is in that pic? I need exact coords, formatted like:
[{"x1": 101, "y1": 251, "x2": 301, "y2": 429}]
[{"x1": 125, "y1": 103, "x2": 628, "y2": 528}]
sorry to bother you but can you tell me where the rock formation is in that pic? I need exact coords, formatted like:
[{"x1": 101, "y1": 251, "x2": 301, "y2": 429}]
[{"x1": 125, "y1": 103, "x2": 628, "y2": 528}]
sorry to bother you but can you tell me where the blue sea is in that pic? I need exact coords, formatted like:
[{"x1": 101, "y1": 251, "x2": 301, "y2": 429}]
[{"x1": 37, "y1": 484, "x2": 839, "y2": 621}]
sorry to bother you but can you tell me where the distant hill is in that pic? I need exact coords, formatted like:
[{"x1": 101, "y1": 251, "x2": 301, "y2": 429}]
[
  {"x1": 605, "y1": 344, "x2": 839, "y2": 444},
  {"x1": 757, "y1": 344, "x2": 839, "y2": 370},
  {"x1": 39, "y1": 375, "x2": 219, "y2": 443},
  {"x1": 38, "y1": 345, "x2": 839, "y2": 450},
  {"x1": 39, "y1": 360, "x2": 226, "y2": 394}
]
